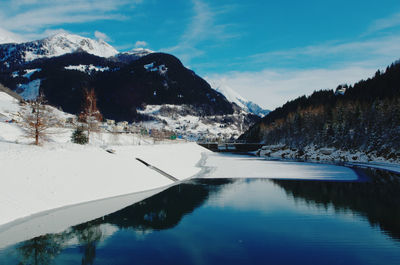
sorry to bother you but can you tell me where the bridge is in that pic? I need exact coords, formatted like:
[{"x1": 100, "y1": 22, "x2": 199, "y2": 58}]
[{"x1": 197, "y1": 142, "x2": 264, "y2": 153}]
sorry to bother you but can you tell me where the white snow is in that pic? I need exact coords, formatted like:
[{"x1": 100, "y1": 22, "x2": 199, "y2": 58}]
[
  {"x1": 39, "y1": 33, "x2": 118, "y2": 58},
  {"x1": 18, "y1": 79, "x2": 41, "y2": 100},
  {"x1": 257, "y1": 144, "x2": 400, "y2": 174},
  {"x1": 144, "y1": 62, "x2": 155, "y2": 70},
  {"x1": 208, "y1": 79, "x2": 269, "y2": 116},
  {"x1": 65, "y1": 64, "x2": 110, "y2": 73},
  {"x1": 194, "y1": 152, "x2": 359, "y2": 181},
  {"x1": 0, "y1": 92, "x2": 20, "y2": 119},
  {"x1": 212, "y1": 82, "x2": 248, "y2": 109},
  {"x1": 124, "y1": 48, "x2": 153, "y2": 56},
  {"x1": 0, "y1": 91, "x2": 210, "y2": 231},
  {"x1": 144, "y1": 62, "x2": 168, "y2": 75},
  {"x1": 0, "y1": 141, "x2": 207, "y2": 228},
  {"x1": 2, "y1": 32, "x2": 118, "y2": 64},
  {"x1": 22, "y1": 68, "x2": 41, "y2": 79},
  {"x1": 138, "y1": 104, "x2": 249, "y2": 141}
]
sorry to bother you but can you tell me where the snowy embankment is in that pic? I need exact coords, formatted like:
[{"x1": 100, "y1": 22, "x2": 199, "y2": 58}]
[
  {"x1": 256, "y1": 145, "x2": 400, "y2": 174},
  {"x1": 194, "y1": 152, "x2": 360, "y2": 181},
  {"x1": 0, "y1": 142, "x2": 207, "y2": 227},
  {"x1": 0, "y1": 91, "x2": 209, "y2": 232}
]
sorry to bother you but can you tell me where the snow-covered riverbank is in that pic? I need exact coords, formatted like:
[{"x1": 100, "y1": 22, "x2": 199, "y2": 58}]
[
  {"x1": 0, "y1": 90, "x2": 210, "y2": 228},
  {"x1": 256, "y1": 145, "x2": 400, "y2": 173},
  {"x1": 0, "y1": 142, "x2": 209, "y2": 227}
]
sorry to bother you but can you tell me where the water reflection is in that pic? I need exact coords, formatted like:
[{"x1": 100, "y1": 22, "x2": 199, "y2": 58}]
[
  {"x1": 272, "y1": 168, "x2": 400, "y2": 241},
  {"x1": 9, "y1": 179, "x2": 232, "y2": 265},
  {"x1": 97, "y1": 178, "x2": 232, "y2": 231},
  {"x1": 16, "y1": 232, "x2": 69, "y2": 265},
  {"x1": 2, "y1": 168, "x2": 400, "y2": 264},
  {"x1": 74, "y1": 223, "x2": 103, "y2": 265}
]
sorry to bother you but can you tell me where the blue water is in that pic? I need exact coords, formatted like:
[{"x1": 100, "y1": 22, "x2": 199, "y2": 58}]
[{"x1": 1, "y1": 168, "x2": 400, "y2": 265}]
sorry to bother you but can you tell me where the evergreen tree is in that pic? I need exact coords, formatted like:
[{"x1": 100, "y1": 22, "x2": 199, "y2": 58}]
[{"x1": 71, "y1": 126, "x2": 89, "y2": 144}]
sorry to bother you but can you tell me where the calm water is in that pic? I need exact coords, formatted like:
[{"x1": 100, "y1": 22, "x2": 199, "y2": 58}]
[{"x1": 1, "y1": 167, "x2": 400, "y2": 264}]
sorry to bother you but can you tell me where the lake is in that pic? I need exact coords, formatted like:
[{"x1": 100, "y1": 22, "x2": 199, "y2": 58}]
[{"x1": 0, "y1": 156, "x2": 400, "y2": 264}]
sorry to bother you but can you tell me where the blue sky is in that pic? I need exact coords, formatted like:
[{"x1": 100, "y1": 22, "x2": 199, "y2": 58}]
[{"x1": 1, "y1": 0, "x2": 400, "y2": 109}]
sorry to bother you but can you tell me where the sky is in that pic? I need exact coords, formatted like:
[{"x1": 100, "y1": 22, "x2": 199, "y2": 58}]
[{"x1": 1, "y1": 0, "x2": 400, "y2": 110}]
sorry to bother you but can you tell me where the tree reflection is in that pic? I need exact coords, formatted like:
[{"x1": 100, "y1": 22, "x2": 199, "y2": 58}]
[
  {"x1": 74, "y1": 222, "x2": 103, "y2": 265},
  {"x1": 12, "y1": 179, "x2": 231, "y2": 264},
  {"x1": 17, "y1": 233, "x2": 66, "y2": 265},
  {"x1": 272, "y1": 168, "x2": 400, "y2": 241},
  {"x1": 96, "y1": 179, "x2": 232, "y2": 231}
]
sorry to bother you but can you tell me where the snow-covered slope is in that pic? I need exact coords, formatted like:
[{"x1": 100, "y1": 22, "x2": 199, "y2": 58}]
[
  {"x1": 210, "y1": 82, "x2": 270, "y2": 117},
  {"x1": 114, "y1": 48, "x2": 154, "y2": 63},
  {"x1": 122, "y1": 48, "x2": 153, "y2": 57},
  {"x1": 0, "y1": 32, "x2": 118, "y2": 67},
  {"x1": 138, "y1": 104, "x2": 258, "y2": 141}
]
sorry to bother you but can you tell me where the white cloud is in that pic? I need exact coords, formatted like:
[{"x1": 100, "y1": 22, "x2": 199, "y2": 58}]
[
  {"x1": 134, "y1": 40, "x2": 148, "y2": 47},
  {"x1": 248, "y1": 35, "x2": 400, "y2": 67},
  {"x1": 0, "y1": 0, "x2": 141, "y2": 40},
  {"x1": 205, "y1": 33, "x2": 400, "y2": 111},
  {"x1": 94, "y1": 30, "x2": 110, "y2": 42},
  {"x1": 206, "y1": 66, "x2": 377, "y2": 111},
  {"x1": 162, "y1": 0, "x2": 236, "y2": 64},
  {"x1": 0, "y1": 27, "x2": 25, "y2": 43},
  {"x1": 368, "y1": 11, "x2": 400, "y2": 33}
]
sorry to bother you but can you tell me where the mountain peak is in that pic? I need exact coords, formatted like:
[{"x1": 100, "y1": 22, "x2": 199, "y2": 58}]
[
  {"x1": 40, "y1": 32, "x2": 118, "y2": 58},
  {"x1": 209, "y1": 81, "x2": 270, "y2": 117},
  {"x1": 0, "y1": 33, "x2": 119, "y2": 68}
]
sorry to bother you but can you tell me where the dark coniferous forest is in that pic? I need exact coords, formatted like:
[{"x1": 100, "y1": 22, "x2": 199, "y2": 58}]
[{"x1": 240, "y1": 61, "x2": 400, "y2": 159}]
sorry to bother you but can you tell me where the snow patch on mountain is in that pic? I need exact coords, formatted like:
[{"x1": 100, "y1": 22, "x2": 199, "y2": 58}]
[
  {"x1": 144, "y1": 62, "x2": 167, "y2": 75},
  {"x1": 208, "y1": 80, "x2": 270, "y2": 117},
  {"x1": 23, "y1": 68, "x2": 41, "y2": 78},
  {"x1": 65, "y1": 64, "x2": 110, "y2": 73},
  {"x1": 123, "y1": 48, "x2": 153, "y2": 57},
  {"x1": 18, "y1": 79, "x2": 41, "y2": 100}
]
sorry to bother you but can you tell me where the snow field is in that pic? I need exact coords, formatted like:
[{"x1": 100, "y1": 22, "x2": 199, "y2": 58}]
[
  {"x1": 0, "y1": 141, "x2": 209, "y2": 227},
  {"x1": 195, "y1": 152, "x2": 359, "y2": 181},
  {"x1": 0, "y1": 91, "x2": 210, "y2": 227}
]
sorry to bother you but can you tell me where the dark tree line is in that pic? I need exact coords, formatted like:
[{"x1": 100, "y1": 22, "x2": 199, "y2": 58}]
[{"x1": 240, "y1": 61, "x2": 400, "y2": 159}]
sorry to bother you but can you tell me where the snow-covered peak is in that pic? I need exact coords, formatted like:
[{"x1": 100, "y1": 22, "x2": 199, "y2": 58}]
[
  {"x1": 122, "y1": 48, "x2": 153, "y2": 57},
  {"x1": 214, "y1": 83, "x2": 248, "y2": 109},
  {"x1": 0, "y1": 32, "x2": 119, "y2": 66},
  {"x1": 209, "y1": 81, "x2": 270, "y2": 117},
  {"x1": 35, "y1": 33, "x2": 118, "y2": 60}
]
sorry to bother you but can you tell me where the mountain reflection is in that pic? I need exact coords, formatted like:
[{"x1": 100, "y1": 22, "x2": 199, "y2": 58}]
[
  {"x1": 10, "y1": 169, "x2": 400, "y2": 265},
  {"x1": 272, "y1": 168, "x2": 400, "y2": 241},
  {"x1": 14, "y1": 179, "x2": 232, "y2": 265}
]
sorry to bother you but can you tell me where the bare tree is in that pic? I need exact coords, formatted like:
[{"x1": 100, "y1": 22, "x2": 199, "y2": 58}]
[
  {"x1": 20, "y1": 94, "x2": 55, "y2": 145},
  {"x1": 79, "y1": 88, "x2": 103, "y2": 143}
]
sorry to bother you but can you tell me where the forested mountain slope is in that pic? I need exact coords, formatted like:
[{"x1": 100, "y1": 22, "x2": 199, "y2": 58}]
[{"x1": 240, "y1": 62, "x2": 400, "y2": 159}]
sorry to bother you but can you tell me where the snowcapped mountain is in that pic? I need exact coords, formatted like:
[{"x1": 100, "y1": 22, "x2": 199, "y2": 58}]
[
  {"x1": 0, "y1": 33, "x2": 118, "y2": 68},
  {"x1": 211, "y1": 82, "x2": 270, "y2": 117},
  {"x1": 0, "y1": 32, "x2": 261, "y2": 140}
]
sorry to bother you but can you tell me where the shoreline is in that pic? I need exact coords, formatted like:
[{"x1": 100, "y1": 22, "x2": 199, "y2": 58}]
[
  {"x1": 256, "y1": 145, "x2": 400, "y2": 174},
  {"x1": 0, "y1": 141, "x2": 209, "y2": 229}
]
